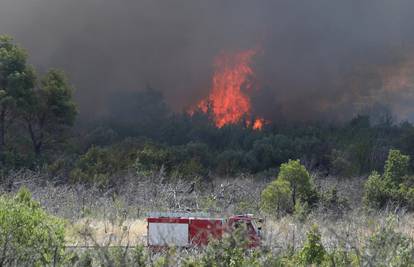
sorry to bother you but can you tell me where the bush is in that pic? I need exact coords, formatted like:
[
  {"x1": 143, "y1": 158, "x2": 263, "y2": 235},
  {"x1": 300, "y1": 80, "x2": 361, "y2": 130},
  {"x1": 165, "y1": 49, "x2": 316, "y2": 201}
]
[
  {"x1": 0, "y1": 187, "x2": 65, "y2": 266},
  {"x1": 329, "y1": 149, "x2": 356, "y2": 177},
  {"x1": 297, "y1": 224, "x2": 326, "y2": 265},
  {"x1": 363, "y1": 171, "x2": 392, "y2": 209},
  {"x1": 293, "y1": 200, "x2": 310, "y2": 222},
  {"x1": 71, "y1": 142, "x2": 139, "y2": 185},
  {"x1": 384, "y1": 149, "x2": 410, "y2": 185},
  {"x1": 198, "y1": 229, "x2": 255, "y2": 267},
  {"x1": 319, "y1": 187, "x2": 350, "y2": 217},
  {"x1": 70, "y1": 146, "x2": 116, "y2": 185},
  {"x1": 364, "y1": 149, "x2": 414, "y2": 210},
  {"x1": 135, "y1": 143, "x2": 171, "y2": 176},
  {"x1": 363, "y1": 217, "x2": 414, "y2": 266},
  {"x1": 215, "y1": 150, "x2": 247, "y2": 176},
  {"x1": 261, "y1": 178, "x2": 292, "y2": 215}
]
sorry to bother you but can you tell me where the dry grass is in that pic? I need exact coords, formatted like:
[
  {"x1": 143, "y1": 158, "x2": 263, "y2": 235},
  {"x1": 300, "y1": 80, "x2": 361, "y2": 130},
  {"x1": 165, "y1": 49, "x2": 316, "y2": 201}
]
[
  {"x1": 2, "y1": 170, "x2": 414, "y2": 253},
  {"x1": 66, "y1": 218, "x2": 147, "y2": 247}
]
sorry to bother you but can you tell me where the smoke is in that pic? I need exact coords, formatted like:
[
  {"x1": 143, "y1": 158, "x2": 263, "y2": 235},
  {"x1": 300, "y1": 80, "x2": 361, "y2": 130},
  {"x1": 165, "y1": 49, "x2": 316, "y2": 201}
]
[{"x1": 1, "y1": 0, "x2": 414, "y2": 122}]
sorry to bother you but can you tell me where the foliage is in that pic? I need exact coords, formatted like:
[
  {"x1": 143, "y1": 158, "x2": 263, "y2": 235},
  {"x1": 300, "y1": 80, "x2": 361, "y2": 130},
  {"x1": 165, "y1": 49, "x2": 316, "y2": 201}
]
[
  {"x1": 215, "y1": 149, "x2": 246, "y2": 176},
  {"x1": 0, "y1": 187, "x2": 65, "y2": 266},
  {"x1": 0, "y1": 35, "x2": 77, "y2": 171},
  {"x1": 319, "y1": 187, "x2": 350, "y2": 216},
  {"x1": 384, "y1": 149, "x2": 410, "y2": 185},
  {"x1": 0, "y1": 35, "x2": 35, "y2": 164},
  {"x1": 297, "y1": 224, "x2": 326, "y2": 265},
  {"x1": 363, "y1": 218, "x2": 414, "y2": 266},
  {"x1": 70, "y1": 144, "x2": 135, "y2": 186},
  {"x1": 22, "y1": 69, "x2": 77, "y2": 156},
  {"x1": 277, "y1": 159, "x2": 316, "y2": 206},
  {"x1": 260, "y1": 178, "x2": 292, "y2": 215},
  {"x1": 363, "y1": 171, "x2": 393, "y2": 209},
  {"x1": 364, "y1": 149, "x2": 414, "y2": 210},
  {"x1": 293, "y1": 200, "x2": 310, "y2": 222}
]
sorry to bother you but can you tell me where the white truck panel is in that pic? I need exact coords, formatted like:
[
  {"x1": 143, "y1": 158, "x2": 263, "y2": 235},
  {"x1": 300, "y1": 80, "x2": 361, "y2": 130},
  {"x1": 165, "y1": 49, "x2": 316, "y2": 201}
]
[{"x1": 148, "y1": 223, "x2": 189, "y2": 246}]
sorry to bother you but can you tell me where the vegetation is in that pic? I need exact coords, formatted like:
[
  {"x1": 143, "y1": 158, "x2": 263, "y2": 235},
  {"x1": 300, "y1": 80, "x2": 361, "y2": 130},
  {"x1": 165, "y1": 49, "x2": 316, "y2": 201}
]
[
  {"x1": 0, "y1": 35, "x2": 76, "y2": 170},
  {"x1": 0, "y1": 187, "x2": 65, "y2": 266},
  {"x1": 364, "y1": 149, "x2": 414, "y2": 210},
  {"x1": 260, "y1": 160, "x2": 317, "y2": 215}
]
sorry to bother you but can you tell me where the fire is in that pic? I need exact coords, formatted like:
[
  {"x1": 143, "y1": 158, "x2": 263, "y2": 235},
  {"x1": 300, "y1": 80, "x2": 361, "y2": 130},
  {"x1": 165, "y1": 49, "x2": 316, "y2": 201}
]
[
  {"x1": 192, "y1": 49, "x2": 265, "y2": 130},
  {"x1": 252, "y1": 118, "x2": 265, "y2": 130}
]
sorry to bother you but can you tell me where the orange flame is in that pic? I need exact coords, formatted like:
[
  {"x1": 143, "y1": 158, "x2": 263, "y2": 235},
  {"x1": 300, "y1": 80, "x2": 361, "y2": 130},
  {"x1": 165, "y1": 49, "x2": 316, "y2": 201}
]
[
  {"x1": 253, "y1": 118, "x2": 265, "y2": 130},
  {"x1": 192, "y1": 49, "x2": 265, "y2": 130}
]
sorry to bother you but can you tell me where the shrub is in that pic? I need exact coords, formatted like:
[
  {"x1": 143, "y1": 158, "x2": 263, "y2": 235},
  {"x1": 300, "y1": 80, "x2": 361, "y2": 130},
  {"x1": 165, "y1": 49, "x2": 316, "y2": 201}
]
[
  {"x1": 199, "y1": 229, "x2": 253, "y2": 267},
  {"x1": 215, "y1": 150, "x2": 247, "y2": 176},
  {"x1": 135, "y1": 144, "x2": 171, "y2": 176},
  {"x1": 319, "y1": 187, "x2": 350, "y2": 216},
  {"x1": 0, "y1": 187, "x2": 65, "y2": 266},
  {"x1": 323, "y1": 247, "x2": 358, "y2": 267},
  {"x1": 71, "y1": 142, "x2": 140, "y2": 185},
  {"x1": 363, "y1": 217, "x2": 414, "y2": 266},
  {"x1": 261, "y1": 178, "x2": 292, "y2": 215},
  {"x1": 384, "y1": 149, "x2": 410, "y2": 185},
  {"x1": 364, "y1": 149, "x2": 414, "y2": 210},
  {"x1": 363, "y1": 171, "x2": 393, "y2": 209},
  {"x1": 329, "y1": 149, "x2": 356, "y2": 177},
  {"x1": 297, "y1": 224, "x2": 326, "y2": 265},
  {"x1": 70, "y1": 146, "x2": 115, "y2": 185},
  {"x1": 293, "y1": 200, "x2": 310, "y2": 222}
]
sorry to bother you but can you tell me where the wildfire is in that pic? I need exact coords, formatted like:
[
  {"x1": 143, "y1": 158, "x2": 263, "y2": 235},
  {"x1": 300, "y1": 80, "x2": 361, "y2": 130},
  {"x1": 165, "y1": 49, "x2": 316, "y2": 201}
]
[{"x1": 192, "y1": 49, "x2": 265, "y2": 130}]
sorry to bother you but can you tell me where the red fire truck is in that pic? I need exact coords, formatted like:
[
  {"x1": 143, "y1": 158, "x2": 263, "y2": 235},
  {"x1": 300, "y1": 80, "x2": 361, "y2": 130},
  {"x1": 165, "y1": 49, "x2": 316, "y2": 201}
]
[{"x1": 146, "y1": 212, "x2": 262, "y2": 248}]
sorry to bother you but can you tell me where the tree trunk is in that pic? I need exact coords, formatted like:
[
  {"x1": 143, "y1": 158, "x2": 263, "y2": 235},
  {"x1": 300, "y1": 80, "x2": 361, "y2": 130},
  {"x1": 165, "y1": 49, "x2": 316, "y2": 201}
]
[
  {"x1": 292, "y1": 185, "x2": 296, "y2": 207},
  {"x1": 28, "y1": 122, "x2": 42, "y2": 157}
]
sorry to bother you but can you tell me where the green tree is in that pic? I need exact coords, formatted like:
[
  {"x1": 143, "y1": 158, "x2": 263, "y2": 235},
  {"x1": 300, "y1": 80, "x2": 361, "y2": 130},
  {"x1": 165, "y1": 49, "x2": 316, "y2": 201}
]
[
  {"x1": 363, "y1": 171, "x2": 392, "y2": 209},
  {"x1": 278, "y1": 159, "x2": 313, "y2": 206},
  {"x1": 0, "y1": 187, "x2": 65, "y2": 266},
  {"x1": 297, "y1": 224, "x2": 326, "y2": 265},
  {"x1": 22, "y1": 69, "x2": 77, "y2": 156},
  {"x1": 261, "y1": 178, "x2": 292, "y2": 215},
  {"x1": 364, "y1": 150, "x2": 413, "y2": 210},
  {"x1": 384, "y1": 149, "x2": 410, "y2": 185},
  {"x1": 0, "y1": 35, "x2": 35, "y2": 161}
]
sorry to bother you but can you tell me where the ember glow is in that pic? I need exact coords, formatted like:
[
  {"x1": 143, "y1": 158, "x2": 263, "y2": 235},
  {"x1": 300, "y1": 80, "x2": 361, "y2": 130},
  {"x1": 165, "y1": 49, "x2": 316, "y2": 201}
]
[{"x1": 192, "y1": 49, "x2": 266, "y2": 129}]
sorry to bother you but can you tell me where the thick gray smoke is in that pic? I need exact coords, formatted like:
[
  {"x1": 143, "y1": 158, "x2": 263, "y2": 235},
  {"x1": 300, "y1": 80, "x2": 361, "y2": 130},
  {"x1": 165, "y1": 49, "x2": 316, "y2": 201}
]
[{"x1": 1, "y1": 0, "x2": 413, "y2": 122}]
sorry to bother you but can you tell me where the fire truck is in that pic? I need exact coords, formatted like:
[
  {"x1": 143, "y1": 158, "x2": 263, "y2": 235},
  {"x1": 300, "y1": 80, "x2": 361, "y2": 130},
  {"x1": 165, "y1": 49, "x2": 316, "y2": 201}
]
[{"x1": 146, "y1": 212, "x2": 262, "y2": 248}]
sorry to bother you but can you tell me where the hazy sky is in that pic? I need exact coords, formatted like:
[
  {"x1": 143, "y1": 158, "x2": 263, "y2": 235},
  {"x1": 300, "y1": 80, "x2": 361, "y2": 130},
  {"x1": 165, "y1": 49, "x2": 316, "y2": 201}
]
[{"x1": 1, "y1": 0, "x2": 413, "y2": 122}]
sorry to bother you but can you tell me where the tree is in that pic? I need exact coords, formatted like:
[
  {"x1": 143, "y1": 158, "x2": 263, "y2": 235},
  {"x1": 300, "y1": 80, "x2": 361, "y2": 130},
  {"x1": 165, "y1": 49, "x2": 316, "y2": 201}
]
[
  {"x1": 384, "y1": 149, "x2": 410, "y2": 185},
  {"x1": 297, "y1": 224, "x2": 326, "y2": 265},
  {"x1": 363, "y1": 171, "x2": 392, "y2": 209},
  {"x1": 364, "y1": 150, "x2": 413, "y2": 210},
  {"x1": 22, "y1": 69, "x2": 77, "y2": 156},
  {"x1": 0, "y1": 35, "x2": 35, "y2": 162},
  {"x1": 261, "y1": 178, "x2": 292, "y2": 215},
  {"x1": 278, "y1": 159, "x2": 313, "y2": 206}
]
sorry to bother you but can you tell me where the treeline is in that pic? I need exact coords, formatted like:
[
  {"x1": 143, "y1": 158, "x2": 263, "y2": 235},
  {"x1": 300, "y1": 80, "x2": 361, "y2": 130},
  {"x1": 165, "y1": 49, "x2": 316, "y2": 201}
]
[
  {"x1": 1, "y1": 35, "x2": 414, "y2": 185},
  {"x1": 66, "y1": 94, "x2": 414, "y2": 186}
]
